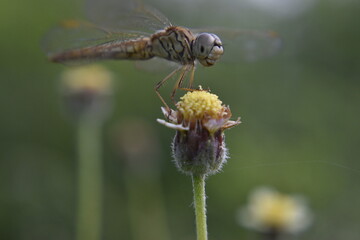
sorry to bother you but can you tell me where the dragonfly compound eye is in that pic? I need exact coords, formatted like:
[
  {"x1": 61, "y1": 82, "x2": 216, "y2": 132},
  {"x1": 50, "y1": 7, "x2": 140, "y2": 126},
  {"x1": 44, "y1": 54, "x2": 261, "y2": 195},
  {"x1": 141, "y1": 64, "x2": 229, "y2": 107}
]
[{"x1": 193, "y1": 33, "x2": 224, "y2": 67}]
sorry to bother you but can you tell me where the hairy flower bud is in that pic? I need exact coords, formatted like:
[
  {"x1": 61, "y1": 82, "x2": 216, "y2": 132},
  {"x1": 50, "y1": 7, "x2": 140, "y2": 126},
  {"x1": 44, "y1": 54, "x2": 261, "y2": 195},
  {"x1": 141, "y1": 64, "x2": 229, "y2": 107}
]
[{"x1": 157, "y1": 90, "x2": 240, "y2": 176}]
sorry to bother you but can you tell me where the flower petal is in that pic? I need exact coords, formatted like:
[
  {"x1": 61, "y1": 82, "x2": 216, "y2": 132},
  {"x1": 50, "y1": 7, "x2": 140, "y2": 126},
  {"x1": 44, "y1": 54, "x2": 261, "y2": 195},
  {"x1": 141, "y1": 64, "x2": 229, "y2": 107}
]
[{"x1": 157, "y1": 119, "x2": 189, "y2": 131}]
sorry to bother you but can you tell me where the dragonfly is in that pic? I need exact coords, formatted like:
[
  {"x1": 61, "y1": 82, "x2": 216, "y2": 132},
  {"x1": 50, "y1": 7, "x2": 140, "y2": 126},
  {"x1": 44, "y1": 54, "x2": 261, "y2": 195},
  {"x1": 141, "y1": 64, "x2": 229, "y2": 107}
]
[{"x1": 42, "y1": 0, "x2": 281, "y2": 107}]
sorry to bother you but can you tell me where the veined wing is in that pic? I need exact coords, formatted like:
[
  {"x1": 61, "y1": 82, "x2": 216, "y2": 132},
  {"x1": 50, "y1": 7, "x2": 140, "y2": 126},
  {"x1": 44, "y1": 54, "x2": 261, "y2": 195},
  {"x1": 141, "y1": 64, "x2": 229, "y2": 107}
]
[
  {"x1": 41, "y1": 20, "x2": 149, "y2": 63},
  {"x1": 85, "y1": 0, "x2": 172, "y2": 34},
  {"x1": 193, "y1": 28, "x2": 282, "y2": 62},
  {"x1": 135, "y1": 57, "x2": 181, "y2": 73}
]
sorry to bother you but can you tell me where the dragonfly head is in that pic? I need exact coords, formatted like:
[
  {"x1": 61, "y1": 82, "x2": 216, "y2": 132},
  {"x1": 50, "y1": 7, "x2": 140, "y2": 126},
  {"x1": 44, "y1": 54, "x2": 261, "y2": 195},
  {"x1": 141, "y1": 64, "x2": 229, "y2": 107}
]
[{"x1": 193, "y1": 33, "x2": 223, "y2": 67}]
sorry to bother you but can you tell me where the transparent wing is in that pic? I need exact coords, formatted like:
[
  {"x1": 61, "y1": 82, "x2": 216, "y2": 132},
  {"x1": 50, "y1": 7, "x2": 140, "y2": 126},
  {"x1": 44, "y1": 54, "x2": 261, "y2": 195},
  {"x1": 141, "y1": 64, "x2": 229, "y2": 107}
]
[
  {"x1": 193, "y1": 28, "x2": 282, "y2": 62},
  {"x1": 134, "y1": 57, "x2": 181, "y2": 73},
  {"x1": 41, "y1": 20, "x2": 149, "y2": 60},
  {"x1": 85, "y1": 0, "x2": 172, "y2": 33}
]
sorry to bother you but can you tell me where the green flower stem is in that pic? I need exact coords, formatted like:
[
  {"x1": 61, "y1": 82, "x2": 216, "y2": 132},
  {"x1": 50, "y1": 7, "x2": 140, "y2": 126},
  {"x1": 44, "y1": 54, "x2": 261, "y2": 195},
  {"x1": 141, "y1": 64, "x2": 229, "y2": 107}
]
[
  {"x1": 76, "y1": 119, "x2": 103, "y2": 240},
  {"x1": 192, "y1": 174, "x2": 208, "y2": 240}
]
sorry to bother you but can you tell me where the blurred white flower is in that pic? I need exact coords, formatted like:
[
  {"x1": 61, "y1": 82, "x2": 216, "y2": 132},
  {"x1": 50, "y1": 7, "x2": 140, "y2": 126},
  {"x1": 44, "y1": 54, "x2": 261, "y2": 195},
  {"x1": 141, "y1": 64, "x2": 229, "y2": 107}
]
[{"x1": 238, "y1": 187, "x2": 313, "y2": 234}]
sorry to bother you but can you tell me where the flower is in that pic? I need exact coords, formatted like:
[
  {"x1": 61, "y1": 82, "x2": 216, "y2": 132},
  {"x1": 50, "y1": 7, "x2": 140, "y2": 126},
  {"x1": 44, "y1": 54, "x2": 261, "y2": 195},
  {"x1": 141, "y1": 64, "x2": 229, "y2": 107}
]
[
  {"x1": 61, "y1": 64, "x2": 114, "y2": 121},
  {"x1": 157, "y1": 89, "x2": 240, "y2": 176},
  {"x1": 238, "y1": 187, "x2": 313, "y2": 235}
]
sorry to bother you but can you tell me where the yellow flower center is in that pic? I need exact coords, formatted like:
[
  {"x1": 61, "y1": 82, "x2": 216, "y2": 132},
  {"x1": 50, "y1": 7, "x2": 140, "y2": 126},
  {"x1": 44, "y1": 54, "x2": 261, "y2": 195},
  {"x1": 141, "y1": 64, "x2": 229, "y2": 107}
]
[
  {"x1": 176, "y1": 90, "x2": 223, "y2": 120},
  {"x1": 263, "y1": 195, "x2": 296, "y2": 227},
  {"x1": 254, "y1": 192, "x2": 298, "y2": 229},
  {"x1": 62, "y1": 65, "x2": 113, "y2": 93}
]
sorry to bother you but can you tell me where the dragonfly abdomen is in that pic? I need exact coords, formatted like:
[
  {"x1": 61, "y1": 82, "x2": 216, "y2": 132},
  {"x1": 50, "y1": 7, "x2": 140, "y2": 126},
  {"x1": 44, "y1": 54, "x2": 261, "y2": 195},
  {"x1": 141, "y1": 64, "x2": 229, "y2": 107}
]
[
  {"x1": 110, "y1": 38, "x2": 153, "y2": 60},
  {"x1": 49, "y1": 38, "x2": 153, "y2": 63}
]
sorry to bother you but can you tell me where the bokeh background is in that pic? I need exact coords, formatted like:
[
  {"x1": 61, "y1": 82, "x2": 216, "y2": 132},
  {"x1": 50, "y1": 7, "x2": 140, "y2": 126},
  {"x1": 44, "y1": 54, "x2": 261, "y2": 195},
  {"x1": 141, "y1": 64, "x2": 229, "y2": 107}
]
[{"x1": 1, "y1": 0, "x2": 360, "y2": 239}]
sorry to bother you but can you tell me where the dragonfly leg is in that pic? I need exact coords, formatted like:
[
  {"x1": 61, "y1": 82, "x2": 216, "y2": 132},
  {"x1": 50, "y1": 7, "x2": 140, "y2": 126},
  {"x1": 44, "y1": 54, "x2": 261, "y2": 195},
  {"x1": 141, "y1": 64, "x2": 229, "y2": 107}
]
[
  {"x1": 188, "y1": 64, "x2": 196, "y2": 89},
  {"x1": 170, "y1": 65, "x2": 189, "y2": 104},
  {"x1": 155, "y1": 66, "x2": 183, "y2": 111}
]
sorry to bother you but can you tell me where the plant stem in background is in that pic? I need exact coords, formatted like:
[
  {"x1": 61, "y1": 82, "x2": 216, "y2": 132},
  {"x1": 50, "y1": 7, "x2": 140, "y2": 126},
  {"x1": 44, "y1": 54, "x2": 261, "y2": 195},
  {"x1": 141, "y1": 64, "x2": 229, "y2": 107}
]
[
  {"x1": 114, "y1": 120, "x2": 171, "y2": 240},
  {"x1": 192, "y1": 174, "x2": 208, "y2": 240},
  {"x1": 60, "y1": 64, "x2": 113, "y2": 240},
  {"x1": 124, "y1": 171, "x2": 171, "y2": 240},
  {"x1": 262, "y1": 230, "x2": 279, "y2": 240},
  {"x1": 76, "y1": 120, "x2": 103, "y2": 240}
]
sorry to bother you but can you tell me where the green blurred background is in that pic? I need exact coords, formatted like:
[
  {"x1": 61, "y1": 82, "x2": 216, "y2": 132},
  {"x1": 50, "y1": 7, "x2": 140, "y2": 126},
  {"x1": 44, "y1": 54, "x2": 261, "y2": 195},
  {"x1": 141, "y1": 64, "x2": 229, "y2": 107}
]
[{"x1": 1, "y1": 0, "x2": 360, "y2": 239}]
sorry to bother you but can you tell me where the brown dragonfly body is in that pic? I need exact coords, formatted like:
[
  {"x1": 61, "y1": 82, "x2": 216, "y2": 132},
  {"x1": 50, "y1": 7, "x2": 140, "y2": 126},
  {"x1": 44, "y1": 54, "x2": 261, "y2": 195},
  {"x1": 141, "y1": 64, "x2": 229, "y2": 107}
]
[{"x1": 50, "y1": 26, "x2": 197, "y2": 66}]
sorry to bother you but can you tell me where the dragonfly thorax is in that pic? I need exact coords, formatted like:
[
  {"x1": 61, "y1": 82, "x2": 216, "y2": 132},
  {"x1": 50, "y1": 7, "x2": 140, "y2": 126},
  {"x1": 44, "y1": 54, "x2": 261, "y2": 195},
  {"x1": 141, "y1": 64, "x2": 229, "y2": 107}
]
[
  {"x1": 150, "y1": 26, "x2": 196, "y2": 65},
  {"x1": 192, "y1": 33, "x2": 223, "y2": 67}
]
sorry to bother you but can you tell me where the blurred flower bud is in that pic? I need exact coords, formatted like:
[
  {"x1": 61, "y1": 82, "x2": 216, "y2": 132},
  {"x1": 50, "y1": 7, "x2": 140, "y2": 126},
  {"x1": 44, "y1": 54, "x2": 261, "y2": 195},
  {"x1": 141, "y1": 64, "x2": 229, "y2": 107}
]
[
  {"x1": 61, "y1": 64, "x2": 114, "y2": 122},
  {"x1": 238, "y1": 187, "x2": 313, "y2": 236},
  {"x1": 157, "y1": 89, "x2": 240, "y2": 176},
  {"x1": 112, "y1": 119, "x2": 161, "y2": 175}
]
